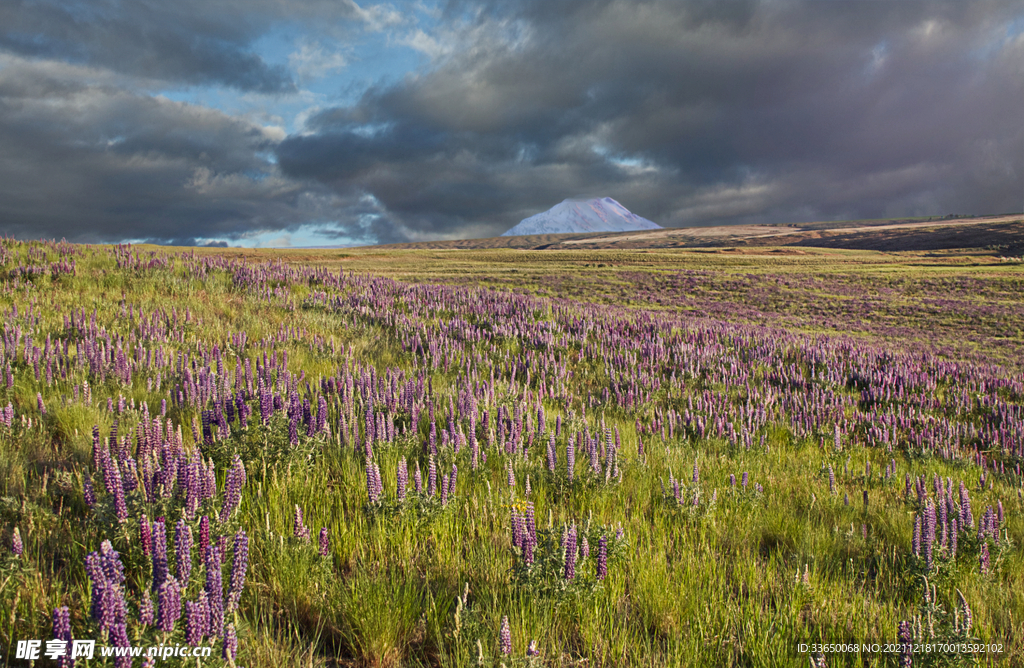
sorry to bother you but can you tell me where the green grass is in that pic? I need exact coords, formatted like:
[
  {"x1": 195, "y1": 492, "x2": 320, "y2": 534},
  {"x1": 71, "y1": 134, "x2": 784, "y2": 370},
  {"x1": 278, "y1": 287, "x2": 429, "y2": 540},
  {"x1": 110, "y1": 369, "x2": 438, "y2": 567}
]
[{"x1": 0, "y1": 240, "x2": 1020, "y2": 666}]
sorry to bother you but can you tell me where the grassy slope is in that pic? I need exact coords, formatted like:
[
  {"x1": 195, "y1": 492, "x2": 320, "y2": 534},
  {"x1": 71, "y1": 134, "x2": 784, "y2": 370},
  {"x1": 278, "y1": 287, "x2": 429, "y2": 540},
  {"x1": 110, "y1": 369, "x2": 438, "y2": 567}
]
[{"x1": 0, "y1": 242, "x2": 1021, "y2": 667}]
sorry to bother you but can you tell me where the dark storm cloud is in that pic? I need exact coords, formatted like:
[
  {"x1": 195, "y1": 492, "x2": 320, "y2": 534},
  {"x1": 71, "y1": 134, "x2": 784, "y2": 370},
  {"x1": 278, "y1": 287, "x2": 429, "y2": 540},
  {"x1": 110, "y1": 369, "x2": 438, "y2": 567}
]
[
  {"x1": 0, "y1": 0, "x2": 401, "y2": 245},
  {"x1": 279, "y1": 0, "x2": 1024, "y2": 237},
  {"x1": 0, "y1": 0, "x2": 378, "y2": 93},
  {"x1": 0, "y1": 56, "x2": 376, "y2": 245}
]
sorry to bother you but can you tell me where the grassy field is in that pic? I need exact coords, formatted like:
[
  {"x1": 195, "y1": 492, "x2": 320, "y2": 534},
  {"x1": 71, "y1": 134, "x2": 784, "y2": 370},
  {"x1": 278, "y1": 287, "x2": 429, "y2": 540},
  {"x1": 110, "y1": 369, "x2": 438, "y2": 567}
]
[{"x1": 0, "y1": 240, "x2": 1021, "y2": 667}]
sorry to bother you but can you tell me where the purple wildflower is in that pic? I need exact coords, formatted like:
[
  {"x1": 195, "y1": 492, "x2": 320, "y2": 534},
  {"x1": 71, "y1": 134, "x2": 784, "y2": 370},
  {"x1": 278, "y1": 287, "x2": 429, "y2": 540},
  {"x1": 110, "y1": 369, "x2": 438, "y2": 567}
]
[
  {"x1": 157, "y1": 577, "x2": 181, "y2": 633},
  {"x1": 596, "y1": 535, "x2": 608, "y2": 580},
  {"x1": 898, "y1": 620, "x2": 912, "y2": 668},
  {"x1": 205, "y1": 546, "x2": 224, "y2": 638},
  {"x1": 226, "y1": 530, "x2": 248, "y2": 613},
  {"x1": 140, "y1": 515, "x2": 152, "y2": 557},
  {"x1": 564, "y1": 524, "x2": 578, "y2": 580},
  {"x1": 319, "y1": 527, "x2": 329, "y2": 557},
  {"x1": 499, "y1": 615, "x2": 512, "y2": 656},
  {"x1": 139, "y1": 589, "x2": 154, "y2": 626},
  {"x1": 184, "y1": 592, "x2": 209, "y2": 646},
  {"x1": 83, "y1": 474, "x2": 96, "y2": 508},
  {"x1": 293, "y1": 505, "x2": 311, "y2": 540},
  {"x1": 11, "y1": 526, "x2": 23, "y2": 557},
  {"x1": 220, "y1": 455, "x2": 246, "y2": 519},
  {"x1": 198, "y1": 515, "x2": 210, "y2": 565},
  {"x1": 52, "y1": 606, "x2": 73, "y2": 668},
  {"x1": 151, "y1": 519, "x2": 168, "y2": 591},
  {"x1": 223, "y1": 623, "x2": 238, "y2": 662},
  {"x1": 957, "y1": 589, "x2": 971, "y2": 632},
  {"x1": 175, "y1": 520, "x2": 193, "y2": 588},
  {"x1": 396, "y1": 457, "x2": 408, "y2": 502}
]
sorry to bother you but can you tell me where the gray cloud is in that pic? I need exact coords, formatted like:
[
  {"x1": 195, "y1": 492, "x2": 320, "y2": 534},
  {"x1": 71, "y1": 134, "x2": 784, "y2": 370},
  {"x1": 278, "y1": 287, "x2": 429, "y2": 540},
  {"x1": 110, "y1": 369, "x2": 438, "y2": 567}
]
[
  {"x1": 278, "y1": 0, "x2": 1024, "y2": 237},
  {"x1": 0, "y1": 55, "x2": 384, "y2": 245},
  {"x1": 1, "y1": 0, "x2": 1023, "y2": 245}
]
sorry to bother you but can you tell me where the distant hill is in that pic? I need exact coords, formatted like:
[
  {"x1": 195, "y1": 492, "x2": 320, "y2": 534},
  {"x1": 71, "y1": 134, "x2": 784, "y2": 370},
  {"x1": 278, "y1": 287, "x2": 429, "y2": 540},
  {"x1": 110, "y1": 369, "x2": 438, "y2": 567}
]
[
  {"x1": 363, "y1": 214, "x2": 1024, "y2": 255},
  {"x1": 501, "y1": 197, "x2": 661, "y2": 236}
]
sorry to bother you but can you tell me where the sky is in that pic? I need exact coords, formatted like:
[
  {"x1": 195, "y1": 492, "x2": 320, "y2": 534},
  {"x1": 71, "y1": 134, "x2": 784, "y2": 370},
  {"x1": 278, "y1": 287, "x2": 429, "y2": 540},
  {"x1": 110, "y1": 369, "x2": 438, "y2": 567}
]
[{"x1": 1, "y1": 0, "x2": 1023, "y2": 247}]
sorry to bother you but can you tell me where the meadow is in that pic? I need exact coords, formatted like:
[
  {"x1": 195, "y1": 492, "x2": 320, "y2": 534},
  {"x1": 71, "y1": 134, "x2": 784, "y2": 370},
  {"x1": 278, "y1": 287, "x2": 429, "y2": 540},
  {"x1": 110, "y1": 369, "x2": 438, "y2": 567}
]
[{"x1": 0, "y1": 240, "x2": 1021, "y2": 667}]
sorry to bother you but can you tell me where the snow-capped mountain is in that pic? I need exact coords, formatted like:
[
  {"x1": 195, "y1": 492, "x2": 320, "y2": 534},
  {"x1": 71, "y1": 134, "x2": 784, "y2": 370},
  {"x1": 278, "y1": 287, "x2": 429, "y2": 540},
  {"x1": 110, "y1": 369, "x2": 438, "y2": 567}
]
[{"x1": 501, "y1": 197, "x2": 662, "y2": 236}]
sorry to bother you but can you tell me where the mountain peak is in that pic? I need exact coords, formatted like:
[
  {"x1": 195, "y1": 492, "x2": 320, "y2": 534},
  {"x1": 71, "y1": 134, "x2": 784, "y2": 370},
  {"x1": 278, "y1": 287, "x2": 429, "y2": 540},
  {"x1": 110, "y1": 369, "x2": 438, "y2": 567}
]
[{"x1": 501, "y1": 198, "x2": 661, "y2": 236}]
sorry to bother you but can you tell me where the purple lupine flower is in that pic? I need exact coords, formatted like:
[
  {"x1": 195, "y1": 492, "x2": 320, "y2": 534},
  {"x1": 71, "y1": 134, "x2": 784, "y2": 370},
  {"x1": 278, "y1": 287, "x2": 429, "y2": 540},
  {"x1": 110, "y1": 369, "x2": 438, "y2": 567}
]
[
  {"x1": 522, "y1": 533, "x2": 535, "y2": 566},
  {"x1": 414, "y1": 461, "x2": 423, "y2": 494},
  {"x1": 226, "y1": 530, "x2": 248, "y2": 613},
  {"x1": 547, "y1": 434, "x2": 556, "y2": 473},
  {"x1": 507, "y1": 458, "x2": 516, "y2": 489},
  {"x1": 566, "y1": 437, "x2": 575, "y2": 483},
  {"x1": 499, "y1": 615, "x2": 512, "y2": 656},
  {"x1": 897, "y1": 620, "x2": 912, "y2": 668},
  {"x1": 37, "y1": 392, "x2": 45, "y2": 414},
  {"x1": 140, "y1": 515, "x2": 152, "y2": 557},
  {"x1": 139, "y1": 589, "x2": 154, "y2": 626},
  {"x1": 924, "y1": 501, "x2": 937, "y2": 568},
  {"x1": 959, "y1": 482, "x2": 973, "y2": 530},
  {"x1": 979, "y1": 542, "x2": 990, "y2": 574},
  {"x1": 596, "y1": 535, "x2": 608, "y2": 580},
  {"x1": 151, "y1": 519, "x2": 168, "y2": 591},
  {"x1": 511, "y1": 509, "x2": 522, "y2": 549},
  {"x1": 198, "y1": 515, "x2": 210, "y2": 565},
  {"x1": 293, "y1": 505, "x2": 309, "y2": 540},
  {"x1": 366, "y1": 463, "x2": 382, "y2": 504},
  {"x1": 912, "y1": 517, "x2": 921, "y2": 557},
  {"x1": 205, "y1": 546, "x2": 224, "y2": 638},
  {"x1": 222, "y1": 623, "x2": 238, "y2": 662},
  {"x1": 109, "y1": 621, "x2": 131, "y2": 668},
  {"x1": 11, "y1": 526, "x2": 23, "y2": 557},
  {"x1": 53, "y1": 606, "x2": 74, "y2": 668},
  {"x1": 828, "y1": 466, "x2": 835, "y2": 494},
  {"x1": 957, "y1": 589, "x2": 971, "y2": 632},
  {"x1": 109, "y1": 460, "x2": 128, "y2": 524},
  {"x1": 317, "y1": 395, "x2": 329, "y2": 435},
  {"x1": 527, "y1": 639, "x2": 539, "y2": 657},
  {"x1": 428, "y1": 456, "x2": 437, "y2": 497},
  {"x1": 184, "y1": 592, "x2": 209, "y2": 646},
  {"x1": 175, "y1": 520, "x2": 193, "y2": 588},
  {"x1": 692, "y1": 460, "x2": 699, "y2": 484},
  {"x1": 396, "y1": 457, "x2": 408, "y2": 502},
  {"x1": 318, "y1": 527, "x2": 329, "y2": 557},
  {"x1": 217, "y1": 534, "x2": 229, "y2": 564},
  {"x1": 741, "y1": 472, "x2": 748, "y2": 489},
  {"x1": 563, "y1": 524, "x2": 578, "y2": 580},
  {"x1": 220, "y1": 455, "x2": 246, "y2": 519},
  {"x1": 157, "y1": 576, "x2": 181, "y2": 633},
  {"x1": 83, "y1": 473, "x2": 96, "y2": 508}
]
